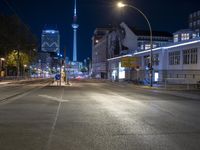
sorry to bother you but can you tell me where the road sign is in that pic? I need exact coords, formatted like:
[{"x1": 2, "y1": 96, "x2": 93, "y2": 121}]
[{"x1": 55, "y1": 74, "x2": 61, "y2": 80}]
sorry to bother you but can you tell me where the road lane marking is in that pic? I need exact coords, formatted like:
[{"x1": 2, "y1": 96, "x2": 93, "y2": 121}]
[
  {"x1": 46, "y1": 87, "x2": 65, "y2": 150},
  {"x1": 38, "y1": 95, "x2": 69, "y2": 102},
  {"x1": 0, "y1": 82, "x2": 50, "y2": 105}
]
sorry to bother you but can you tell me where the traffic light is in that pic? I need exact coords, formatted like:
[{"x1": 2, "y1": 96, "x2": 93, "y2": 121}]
[
  {"x1": 148, "y1": 63, "x2": 151, "y2": 68},
  {"x1": 147, "y1": 63, "x2": 153, "y2": 70}
]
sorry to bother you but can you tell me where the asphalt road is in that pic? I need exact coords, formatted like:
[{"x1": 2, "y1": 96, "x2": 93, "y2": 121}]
[{"x1": 0, "y1": 80, "x2": 200, "y2": 150}]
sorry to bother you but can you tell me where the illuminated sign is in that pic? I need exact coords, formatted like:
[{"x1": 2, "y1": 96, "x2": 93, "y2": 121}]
[{"x1": 121, "y1": 57, "x2": 140, "y2": 68}]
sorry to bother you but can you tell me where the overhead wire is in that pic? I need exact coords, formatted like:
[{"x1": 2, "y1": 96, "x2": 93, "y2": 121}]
[{"x1": 2, "y1": 0, "x2": 37, "y2": 47}]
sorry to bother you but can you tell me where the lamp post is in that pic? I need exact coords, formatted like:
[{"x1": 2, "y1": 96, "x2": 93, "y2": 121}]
[
  {"x1": 87, "y1": 57, "x2": 91, "y2": 77},
  {"x1": 117, "y1": 2, "x2": 153, "y2": 87},
  {"x1": 23, "y1": 64, "x2": 27, "y2": 78},
  {"x1": 0, "y1": 58, "x2": 5, "y2": 77}
]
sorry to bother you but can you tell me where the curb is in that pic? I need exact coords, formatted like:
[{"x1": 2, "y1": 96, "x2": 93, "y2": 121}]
[{"x1": 109, "y1": 81, "x2": 200, "y2": 100}]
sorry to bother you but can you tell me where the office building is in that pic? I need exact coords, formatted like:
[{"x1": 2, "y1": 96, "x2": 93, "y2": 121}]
[
  {"x1": 41, "y1": 30, "x2": 60, "y2": 53},
  {"x1": 189, "y1": 10, "x2": 200, "y2": 35},
  {"x1": 92, "y1": 22, "x2": 172, "y2": 79}
]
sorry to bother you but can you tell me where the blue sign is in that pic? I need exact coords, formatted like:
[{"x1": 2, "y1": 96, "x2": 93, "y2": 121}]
[{"x1": 55, "y1": 74, "x2": 61, "y2": 80}]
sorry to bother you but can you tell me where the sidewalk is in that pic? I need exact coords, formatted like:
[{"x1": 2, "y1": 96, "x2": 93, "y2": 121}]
[
  {"x1": 0, "y1": 78, "x2": 52, "y2": 102},
  {"x1": 0, "y1": 78, "x2": 48, "y2": 85},
  {"x1": 109, "y1": 81, "x2": 200, "y2": 100},
  {"x1": 0, "y1": 81, "x2": 11, "y2": 85}
]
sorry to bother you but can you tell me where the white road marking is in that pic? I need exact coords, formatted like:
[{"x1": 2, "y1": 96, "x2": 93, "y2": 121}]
[
  {"x1": 46, "y1": 88, "x2": 65, "y2": 150},
  {"x1": 39, "y1": 94, "x2": 69, "y2": 102},
  {"x1": 0, "y1": 82, "x2": 10, "y2": 85}
]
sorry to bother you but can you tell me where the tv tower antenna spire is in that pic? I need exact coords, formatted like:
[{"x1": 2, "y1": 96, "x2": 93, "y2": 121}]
[{"x1": 72, "y1": 0, "x2": 79, "y2": 62}]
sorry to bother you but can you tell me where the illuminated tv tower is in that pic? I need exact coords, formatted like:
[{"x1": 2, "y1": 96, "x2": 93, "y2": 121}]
[{"x1": 72, "y1": 0, "x2": 79, "y2": 62}]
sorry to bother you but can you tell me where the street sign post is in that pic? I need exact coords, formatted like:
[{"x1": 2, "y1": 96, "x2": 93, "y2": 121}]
[
  {"x1": 55, "y1": 74, "x2": 61, "y2": 80},
  {"x1": 55, "y1": 74, "x2": 61, "y2": 86}
]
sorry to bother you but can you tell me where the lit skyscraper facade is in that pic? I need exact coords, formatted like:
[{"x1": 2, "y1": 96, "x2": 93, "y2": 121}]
[
  {"x1": 189, "y1": 10, "x2": 200, "y2": 36},
  {"x1": 41, "y1": 30, "x2": 60, "y2": 53},
  {"x1": 72, "y1": 0, "x2": 79, "y2": 62}
]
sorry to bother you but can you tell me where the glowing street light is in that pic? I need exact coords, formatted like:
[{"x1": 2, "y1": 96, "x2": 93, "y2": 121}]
[
  {"x1": 0, "y1": 58, "x2": 5, "y2": 61},
  {"x1": 117, "y1": 2, "x2": 126, "y2": 8},
  {"x1": 23, "y1": 64, "x2": 27, "y2": 77},
  {"x1": 0, "y1": 58, "x2": 5, "y2": 76},
  {"x1": 117, "y1": 1, "x2": 153, "y2": 87}
]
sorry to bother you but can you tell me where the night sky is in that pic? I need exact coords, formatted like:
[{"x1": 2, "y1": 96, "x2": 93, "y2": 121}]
[{"x1": 1, "y1": 0, "x2": 200, "y2": 61}]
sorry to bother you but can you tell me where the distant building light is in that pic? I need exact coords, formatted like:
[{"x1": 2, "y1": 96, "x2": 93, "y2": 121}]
[
  {"x1": 181, "y1": 33, "x2": 190, "y2": 41},
  {"x1": 174, "y1": 34, "x2": 179, "y2": 42},
  {"x1": 192, "y1": 33, "x2": 197, "y2": 38},
  {"x1": 44, "y1": 30, "x2": 57, "y2": 34},
  {"x1": 95, "y1": 40, "x2": 99, "y2": 43}
]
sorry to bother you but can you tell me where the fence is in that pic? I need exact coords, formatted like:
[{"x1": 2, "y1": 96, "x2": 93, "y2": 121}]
[{"x1": 129, "y1": 69, "x2": 200, "y2": 87}]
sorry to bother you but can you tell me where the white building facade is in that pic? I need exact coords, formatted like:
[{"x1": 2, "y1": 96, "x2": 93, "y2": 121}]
[
  {"x1": 92, "y1": 22, "x2": 172, "y2": 79},
  {"x1": 108, "y1": 37, "x2": 200, "y2": 84}
]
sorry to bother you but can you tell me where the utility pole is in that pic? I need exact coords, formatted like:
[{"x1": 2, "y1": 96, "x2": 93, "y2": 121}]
[
  {"x1": 60, "y1": 60, "x2": 62, "y2": 86},
  {"x1": 17, "y1": 47, "x2": 20, "y2": 80},
  {"x1": 64, "y1": 48, "x2": 67, "y2": 84}
]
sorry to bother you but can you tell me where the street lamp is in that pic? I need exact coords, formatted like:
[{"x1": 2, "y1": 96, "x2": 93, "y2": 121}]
[
  {"x1": 23, "y1": 64, "x2": 27, "y2": 78},
  {"x1": 117, "y1": 2, "x2": 126, "y2": 8},
  {"x1": 0, "y1": 58, "x2": 5, "y2": 77},
  {"x1": 117, "y1": 2, "x2": 153, "y2": 87}
]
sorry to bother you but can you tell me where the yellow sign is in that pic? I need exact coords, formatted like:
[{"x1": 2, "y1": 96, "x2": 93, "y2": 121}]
[{"x1": 121, "y1": 57, "x2": 140, "y2": 68}]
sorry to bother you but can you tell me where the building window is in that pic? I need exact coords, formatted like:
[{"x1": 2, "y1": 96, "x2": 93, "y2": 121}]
[
  {"x1": 181, "y1": 33, "x2": 190, "y2": 41},
  {"x1": 192, "y1": 33, "x2": 197, "y2": 38},
  {"x1": 141, "y1": 45, "x2": 144, "y2": 50},
  {"x1": 183, "y1": 50, "x2": 190, "y2": 64},
  {"x1": 169, "y1": 51, "x2": 180, "y2": 65},
  {"x1": 191, "y1": 48, "x2": 198, "y2": 64},
  {"x1": 153, "y1": 54, "x2": 159, "y2": 66},
  {"x1": 189, "y1": 23, "x2": 193, "y2": 28},
  {"x1": 145, "y1": 44, "x2": 151, "y2": 50},
  {"x1": 174, "y1": 34, "x2": 179, "y2": 42},
  {"x1": 198, "y1": 11, "x2": 200, "y2": 16},
  {"x1": 198, "y1": 20, "x2": 200, "y2": 25},
  {"x1": 144, "y1": 44, "x2": 157, "y2": 50},
  {"x1": 193, "y1": 21, "x2": 197, "y2": 26},
  {"x1": 183, "y1": 48, "x2": 198, "y2": 64}
]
